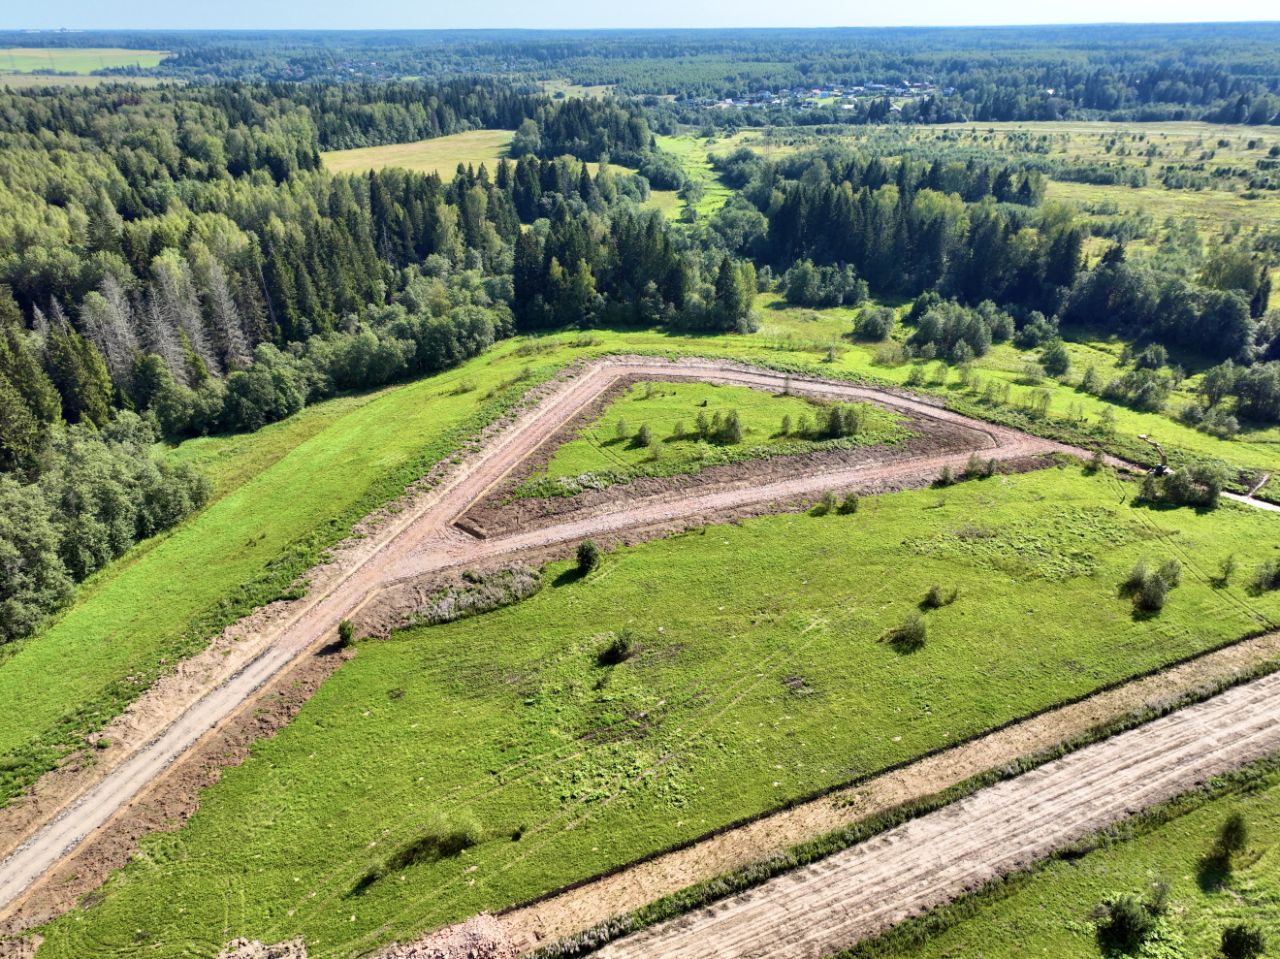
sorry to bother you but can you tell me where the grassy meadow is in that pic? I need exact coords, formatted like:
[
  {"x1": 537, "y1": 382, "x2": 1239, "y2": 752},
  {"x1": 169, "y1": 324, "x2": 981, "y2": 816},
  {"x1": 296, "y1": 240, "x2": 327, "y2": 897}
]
[
  {"x1": 0, "y1": 338, "x2": 608, "y2": 805},
  {"x1": 0, "y1": 47, "x2": 168, "y2": 73},
  {"x1": 33, "y1": 465, "x2": 1280, "y2": 957},
  {"x1": 518, "y1": 379, "x2": 907, "y2": 496},
  {"x1": 320, "y1": 130, "x2": 515, "y2": 178},
  {"x1": 859, "y1": 763, "x2": 1280, "y2": 959},
  {"x1": 8, "y1": 303, "x2": 1280, "y2": 810}
]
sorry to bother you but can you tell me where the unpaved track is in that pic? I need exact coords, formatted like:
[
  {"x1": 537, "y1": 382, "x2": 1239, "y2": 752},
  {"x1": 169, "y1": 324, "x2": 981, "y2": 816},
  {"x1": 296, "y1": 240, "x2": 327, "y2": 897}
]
[
  {"x1": 599, "y1": 667, "x2": 1280, "y2": 959},
  {"x1": 0, "y1": 355, "x2": 1259, "y2": 927},
  {"x1": 0, "y1": 356, "x2": 1063, "y2": 918}
]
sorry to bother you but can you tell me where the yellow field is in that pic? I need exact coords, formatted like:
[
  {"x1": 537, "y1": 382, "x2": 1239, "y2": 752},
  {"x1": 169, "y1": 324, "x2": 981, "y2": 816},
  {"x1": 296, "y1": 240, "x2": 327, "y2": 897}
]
[
  {"x1": 0, "y1": 47, "x2": 168, "y2": 74},
  {"x1": 321, "y1": 130, "x2": 513, "y2": 178}
]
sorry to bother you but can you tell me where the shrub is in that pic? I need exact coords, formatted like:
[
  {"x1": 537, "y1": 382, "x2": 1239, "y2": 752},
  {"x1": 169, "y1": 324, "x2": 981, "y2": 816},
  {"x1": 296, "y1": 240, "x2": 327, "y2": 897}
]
[
  {"x1": 598, "y1": 629, "x2": 636, "y2": 666},
  {"x1": 1216, "y1": 812, "x2": 1249, "y2": 860},
  {"x1": 576, "y1": 540, "x2": 601, "y2": 576},
  {"x1": 837, "y1": 492, "x2": 860, "y2": 515},
  {"x1": 934, "y1": 465, "x2": 955, "y2": 487},
  {"x1": 1222, "y1": 923, "x2": 1266, "y2": 959},
  {"x1": 615, "y1": 418, "x2": 628, "y2": 441},
  {"x1": 853, "y1": 305, "x2": 896, "y2": 341},
  {"x1": 1217, "y1": 553, "x2": 1236, "y2": 586},
  {"x1": 963, "y1": 453, "x2": 986, "y2": 479},
  {"x1": 1156, "y1": 559, "x2": 1182, "y2": 589},
  {"x1": 811, "y1": 490, "x2": 838, "y2": 516},
  {"x1": 1041, "y1": 339, "x2": 1071, "y2": 377},
  {"x1": 337, "y1": 619, "x2": 356, "y2": 647},
  {"x1": 922, "y1": 584, "x2": 958, "y2": 609},
  {"x1": 1122, "y1": 558, "x2": 1181, "y2": 613},
  {"x1": 1097, "y1": 893, "x2": 1157, "y2": 953},
  {"x1": 1252, "y1": 559, "x2": 1280, "y2": 593},
  {"x1": 635, "y1": 423, "x2": 654, "y2": 448},
  {"x1": 884, "y1": 611, "x2": 927, "y2": 652}
]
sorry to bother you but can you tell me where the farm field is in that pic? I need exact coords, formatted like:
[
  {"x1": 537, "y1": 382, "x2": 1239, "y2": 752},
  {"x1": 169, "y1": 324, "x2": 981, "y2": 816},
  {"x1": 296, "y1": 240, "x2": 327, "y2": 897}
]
[
  {"x1": 517, "y1": 379, "x2": 908, "y2": 496},
  {"x1": 0, "y1": 47, "x2": 168, "y2": 73},
  {"x1": 31, "y1": 466, "x2": 1280, "y2": 957},
  {"x1": 319, "y1": 130, "x2": 515, "y2": 177},
  {"x1": 861, "y1": 763, "x2": 1280, "y2": 959}
]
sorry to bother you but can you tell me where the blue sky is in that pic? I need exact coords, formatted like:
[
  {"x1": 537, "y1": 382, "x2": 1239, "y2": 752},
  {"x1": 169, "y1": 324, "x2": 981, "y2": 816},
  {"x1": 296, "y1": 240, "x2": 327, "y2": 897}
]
[{"x1": 8, "y1": 0, "x2": 1279, "y2": 30}]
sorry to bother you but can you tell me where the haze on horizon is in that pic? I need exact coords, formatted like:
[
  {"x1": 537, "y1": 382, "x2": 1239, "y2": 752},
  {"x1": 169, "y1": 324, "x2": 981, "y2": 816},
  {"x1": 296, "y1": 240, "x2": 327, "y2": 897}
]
[{"x1": 7, "y1": 0, "x2": 1280, "y2": 31}]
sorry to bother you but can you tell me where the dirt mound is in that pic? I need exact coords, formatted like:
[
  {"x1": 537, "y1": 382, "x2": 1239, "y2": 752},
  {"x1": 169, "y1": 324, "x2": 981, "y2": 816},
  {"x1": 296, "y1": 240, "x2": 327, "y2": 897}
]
[{"x1": 383, "y1": 914, "x2": 516, "y2": 959}]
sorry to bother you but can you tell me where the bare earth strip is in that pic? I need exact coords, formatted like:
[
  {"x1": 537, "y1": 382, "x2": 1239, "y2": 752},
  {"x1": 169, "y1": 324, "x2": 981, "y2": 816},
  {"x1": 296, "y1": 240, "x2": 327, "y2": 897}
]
[
  {"x1": 0, "y1": 355, "x2": 1268, "y2": 948},
  {"x1": 598, "y1": 667, "x2": 1280, "y2": 959}
]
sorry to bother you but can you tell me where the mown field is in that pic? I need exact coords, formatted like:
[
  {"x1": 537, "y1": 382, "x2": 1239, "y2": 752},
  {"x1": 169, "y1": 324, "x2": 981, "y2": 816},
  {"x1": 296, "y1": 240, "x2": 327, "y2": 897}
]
[
  {"x1": 319, "y1": 129, "x2": 680, "y2": 212},
  {"x1": 517, "y1": 379, "x2": 907, "y2": 496},
  {"x1": 0, "y1": 47, "x2": 168, "y2": 73},
  {"x1": 860, "y1": 762, "x2": 1280, "y2": 959},
  {"x1": 34, "y1": 464, "x2": 1280, "y2": 957},
  {"x1": 320, "y1": 130, "x2": 515, "y2": 178}
]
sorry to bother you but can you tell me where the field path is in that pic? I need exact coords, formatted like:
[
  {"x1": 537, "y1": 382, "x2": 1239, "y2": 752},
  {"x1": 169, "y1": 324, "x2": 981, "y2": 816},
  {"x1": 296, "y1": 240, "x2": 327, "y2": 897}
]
[
  {"x1": 599, "y1": 667, "x2": 1280, "y2": 959},
  {"x1": 0, "y1": 355, "x2": 1241, "y2": 926}
]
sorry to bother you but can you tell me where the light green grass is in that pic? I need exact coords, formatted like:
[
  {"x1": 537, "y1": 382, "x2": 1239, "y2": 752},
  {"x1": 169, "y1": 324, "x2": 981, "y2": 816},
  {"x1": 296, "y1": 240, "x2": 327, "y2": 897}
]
[
  {"x1": 0, "y1": 47, "x2": 167, "y2": 74},
  {"x1": 8, "y1": 316, "x2": 1280, "y2": 810},
  {"x1": 518, "y1": 379, "x2": 907, "y2": 496},
  {"x1": 860, "y1": 764, "x2": 1280, "y2": 959},
  {"x1": 0, "y1": 339, "x2": 607, "y2": 805},
  {"x1": 654, "y1": 134, "x2": 737, "y2": 219},
  {"x1": 752, "y1": 294, "x2": 1280, "y2": 476},
  {"x1": 34, "y1": 467, "x2": 1280, "y2": 958}
]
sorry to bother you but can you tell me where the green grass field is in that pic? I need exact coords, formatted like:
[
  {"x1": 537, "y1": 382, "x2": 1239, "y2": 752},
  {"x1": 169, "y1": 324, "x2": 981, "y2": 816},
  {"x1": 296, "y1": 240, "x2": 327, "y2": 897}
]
[
  {"x1": 0, "y1": 47, "x2": 168, "y2": 73},
  {"x1": 517, "y1": 379, "x2": 907, "y2": 496},
  {"x1": 863, "y1": 764, "x2": 1280, "y2": 959},
  {"x1": 34, "y1": 466, "x2": 1280, "y2": 958},
  {"x1": 751, "y1": 294, "x2": 1280, "y2": 476},
  {"x1": 8, "y1": 313, "x2": 1280, "y2": 812},
  {"x1": 0, "y1": 339, "x2": 610, "y2": 806}
]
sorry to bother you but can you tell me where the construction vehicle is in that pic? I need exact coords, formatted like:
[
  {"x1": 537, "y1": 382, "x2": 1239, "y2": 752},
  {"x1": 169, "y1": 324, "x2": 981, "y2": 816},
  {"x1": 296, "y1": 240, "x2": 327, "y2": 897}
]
[{"x1": 1137, "y1": 434, "x2": 1172, "y2": 477}]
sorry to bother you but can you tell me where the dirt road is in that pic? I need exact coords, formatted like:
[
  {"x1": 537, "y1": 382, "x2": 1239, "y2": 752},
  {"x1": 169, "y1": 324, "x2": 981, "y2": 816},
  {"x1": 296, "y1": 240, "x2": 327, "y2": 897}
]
[
  {"x1": 598, "y1": 666, "x2": 1280, "y2": 959},
  {"x1": 0, "y1": 356, "x2": 1066, "y2": 919},
  {"x1": 0, "y1": 355, "x2": 1254, "y2": 930}
]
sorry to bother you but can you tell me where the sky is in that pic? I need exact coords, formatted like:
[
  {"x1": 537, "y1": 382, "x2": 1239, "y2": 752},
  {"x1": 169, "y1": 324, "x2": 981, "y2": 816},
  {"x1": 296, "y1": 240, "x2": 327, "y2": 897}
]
[{"x1": 7, "y1": 0, "x2": 1280, "y2": 31}]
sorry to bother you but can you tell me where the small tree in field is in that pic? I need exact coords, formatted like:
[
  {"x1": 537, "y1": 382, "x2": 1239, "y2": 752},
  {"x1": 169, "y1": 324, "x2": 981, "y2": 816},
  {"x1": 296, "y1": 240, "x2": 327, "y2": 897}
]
[
  {"x1": 577, "y1": 540, "x2": 601, "y2": 576},
  {"x1": 636, "y1": 423, "x2": 654, "y2": 448},
  {"x1": 837, "y1": 492, "x2": 860, "y2": 514},
  {"x1": 1215, "y1": 812, "x2": 1249, "y2": 862},
  {"x1": 615, "y1": 418, "x2": 628, "y2": 441},
  {"x1": 1222, "y1": 923, "x2": 1266, "y2": 959}
]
